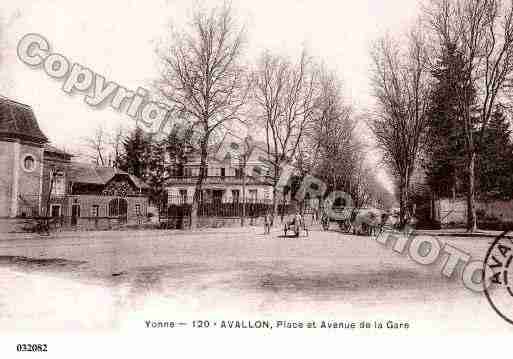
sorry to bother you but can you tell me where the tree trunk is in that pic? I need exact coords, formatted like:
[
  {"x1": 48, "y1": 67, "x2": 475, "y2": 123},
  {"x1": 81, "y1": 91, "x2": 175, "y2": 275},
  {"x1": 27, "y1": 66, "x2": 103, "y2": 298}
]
[
  {"x1": 398, "y1": 177, "x2": 408, "y2": 228},
  {"x1": 191, "y1": 140, "x2": 208, "y2": 230},
  {"x1": 466, "y1": 151, "x2": 477, "y2": 232},
  {"x1": 452, "y1": 171, "x2": 457, "y2": 202},
  {"x1": 318, "y1": 195, "x2": 323, "y2": 221},
  {"x1": 241, "y1": 163, "x2": 246, "y2": 227},
  {"x1": 280, "y1": 196, "x2": 286, "y2": 223},
  {"x1": 272, "y1": 165, "x2": 279, "y2": 224},
  {"x1": 190, "y1": 193, "x2": 199, "y2": 230},
  {"x1": 272, "y1": 186, "x2": 278, "y2": 225}
]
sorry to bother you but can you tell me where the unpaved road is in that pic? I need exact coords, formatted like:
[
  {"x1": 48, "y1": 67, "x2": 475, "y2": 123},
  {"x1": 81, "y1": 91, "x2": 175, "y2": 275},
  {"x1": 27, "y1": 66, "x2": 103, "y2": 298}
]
[{"x1": 0, "y1": 227, "x2": 510, "y2": 333}]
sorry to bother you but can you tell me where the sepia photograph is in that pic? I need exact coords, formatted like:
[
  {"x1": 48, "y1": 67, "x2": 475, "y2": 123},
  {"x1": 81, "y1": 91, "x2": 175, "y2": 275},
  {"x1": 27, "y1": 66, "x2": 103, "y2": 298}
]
[{"x1": 0, "y1": 0, "x2": 512, "y2": 356}]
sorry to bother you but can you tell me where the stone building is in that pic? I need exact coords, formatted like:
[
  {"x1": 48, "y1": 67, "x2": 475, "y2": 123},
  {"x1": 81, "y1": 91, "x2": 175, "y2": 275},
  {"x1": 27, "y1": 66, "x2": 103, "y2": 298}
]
[
  {"x1": 0, "y1": 96, "x2": 47, "y2": 218},
  {"x1": 0, "y1": 95, "x2": 149, "y2": 225}
]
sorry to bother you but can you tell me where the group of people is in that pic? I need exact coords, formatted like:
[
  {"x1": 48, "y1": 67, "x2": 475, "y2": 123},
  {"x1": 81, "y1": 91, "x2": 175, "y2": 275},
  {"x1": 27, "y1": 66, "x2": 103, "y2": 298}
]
[
  {"x1": 263, "y1": 211, "x2": 306, "y2": 236},
  {"x1": 262, "y1": 206, "x2": 415, "y2": 237}
]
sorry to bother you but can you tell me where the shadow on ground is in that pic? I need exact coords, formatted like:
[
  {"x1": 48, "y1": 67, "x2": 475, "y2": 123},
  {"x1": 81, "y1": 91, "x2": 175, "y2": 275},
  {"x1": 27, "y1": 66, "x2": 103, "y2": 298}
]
[{"x1": 0, "y1": 256, "x2": 87, "y2": 272}]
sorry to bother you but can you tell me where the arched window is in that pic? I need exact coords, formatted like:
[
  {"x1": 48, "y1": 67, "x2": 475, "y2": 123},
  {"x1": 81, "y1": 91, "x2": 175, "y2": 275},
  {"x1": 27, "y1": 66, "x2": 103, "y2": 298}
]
[{"x1": 23, "y1": 155, "x2": 36, "y2": 172}]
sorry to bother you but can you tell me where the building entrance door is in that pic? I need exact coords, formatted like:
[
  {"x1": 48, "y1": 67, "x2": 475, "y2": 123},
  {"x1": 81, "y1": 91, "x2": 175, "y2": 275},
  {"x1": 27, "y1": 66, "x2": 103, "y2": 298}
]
[
  {"x1": 108, "y1": 198, "x2": 128, "y2": 223},
  {"x1": 71, "y1": 204, "x2": 80, "y2": 226},
  {"x1": 50, "y1": 204, "x2": 61, "y2": 218},
  {"x1": 213, "y1": 190, "x2": 223, "y2": 203}
]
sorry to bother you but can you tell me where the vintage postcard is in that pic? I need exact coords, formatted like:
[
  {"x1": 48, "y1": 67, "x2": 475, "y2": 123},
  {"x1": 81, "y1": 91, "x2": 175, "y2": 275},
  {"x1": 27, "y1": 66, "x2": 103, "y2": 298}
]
[{"x1": 1, "y1": 0, "x2": 512, "y2": 357}]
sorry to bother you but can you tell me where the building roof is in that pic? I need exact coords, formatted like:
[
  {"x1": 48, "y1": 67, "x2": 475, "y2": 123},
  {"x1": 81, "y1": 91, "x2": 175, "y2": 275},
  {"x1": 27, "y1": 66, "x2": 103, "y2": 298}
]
[
  {"x1": 67, "y1": 163, "x2": 150, "y2": 189},
  {"x1": 186, "y1": 137, "x2": 275, "y2": 164},
  {"x1": 44, "y1": 144, "x2": 74, "y2": 158},
  {"x1": 0, "y1": 95, "x2": 48, "y2": 143},
  {"x1": 67, "y1": 163, "x2": 105, "y2": 185},
  {"x1": 95, "y1": 167, "x2": 150, "y2": 189}
]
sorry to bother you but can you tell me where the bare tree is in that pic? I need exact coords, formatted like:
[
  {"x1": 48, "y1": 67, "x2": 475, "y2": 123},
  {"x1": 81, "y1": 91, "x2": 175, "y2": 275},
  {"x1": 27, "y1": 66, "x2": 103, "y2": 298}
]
[
  {"x1": 83, "y1": 124, "x2": 109, "y2": 166},
  {"x1": 157, "y1": 3, "x2": 248, "y2": 228},
  {"x1": 370, "y1": 29, "x2": 431, "y2": 226},
  {"x1": 237, "y1": 136, "x2": 253, "y2": 226},
  {"x1": 287, "y1": 64, "x2": 383, "y2": 222},
  {"x1": 425, "y1": 0, "x2": 513, "y2": 231},
  {"x1": 349, "y1": 154, "x2": 374, "y2": 208},
  {"x1": 109, "y1": 125, "x2": 125, "y2": 168},
  {"x1": 252, "y1": 50, "x2": 318, "y2": 220},
  {"x1": 309, "y1": 67, "x2": 358, "y2": 194}
]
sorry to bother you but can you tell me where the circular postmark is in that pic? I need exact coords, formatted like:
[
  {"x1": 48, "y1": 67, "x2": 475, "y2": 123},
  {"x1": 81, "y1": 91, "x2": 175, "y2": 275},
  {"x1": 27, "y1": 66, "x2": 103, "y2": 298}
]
[{"x1": 483, "y1": 229, "x2": 513, "y2": 325}]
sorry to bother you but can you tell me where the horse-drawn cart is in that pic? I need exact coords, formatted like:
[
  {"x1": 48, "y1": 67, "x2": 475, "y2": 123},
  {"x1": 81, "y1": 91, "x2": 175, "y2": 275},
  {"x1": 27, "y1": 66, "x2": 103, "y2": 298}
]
[
  {"x1": 283, "y1": 215, "x2": 309, "y2": 237},
  {"x1": 321, "y1": 207, "x2": 388, "y2": 236}
]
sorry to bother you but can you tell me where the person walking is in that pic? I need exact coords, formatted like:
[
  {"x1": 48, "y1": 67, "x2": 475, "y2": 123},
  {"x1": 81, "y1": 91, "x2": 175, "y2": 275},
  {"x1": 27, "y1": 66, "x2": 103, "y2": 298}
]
[
  {"x1": 294, "y1": 211, "x2": 302, "y2": 237},
  {"x1": 264, "y1": 212, "x2": 273, "y2": 235}
]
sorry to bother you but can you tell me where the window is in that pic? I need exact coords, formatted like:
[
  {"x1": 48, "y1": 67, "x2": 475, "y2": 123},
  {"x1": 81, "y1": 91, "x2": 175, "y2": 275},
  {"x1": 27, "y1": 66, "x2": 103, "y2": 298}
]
[
  {"x1": 333, "y1": 197, "x2": 345, "y2": 207},
  {"x1": 195, "y1": 190, "x2": 204, "y2": 203},
  {"x1": 221, "y1": 168, "x2": 226, "y2": 177},
  {"x1": 264, "y1": 188, "x2": 271, "y2": 200},
  {"x1": 71, "y1": 204, "x2": 81, "y2": 226},
  {"x1": 232, "y1": 190, "x2": 240, "y2": 203},
  {"x1": 23, "y1": 155, "x2": 36, "y2": 172},
  {"x1": 249, "y1": 189, "x2": 257, "y2": 203},
  {"x1": 50, "y1": 204, "x2": 61, "y2": 217},
  {"x1": 235, "y1": 168, "x2": 242, "y2": 178},
  {"x1": 51, "y1": 171, "x2": 65, "y2": 196},
  {"x1": 91, "y1": 205, "x2": 100, "y2": 217},
  {"x1": 135, "y1": 204, "x2": 141, "y2": 216},
  {"x1": 179, "y1": 189, "x2": 187, "y2": 204},
  {"x1": 108, "y1": 198, "x2": 128, "y2": 217}
]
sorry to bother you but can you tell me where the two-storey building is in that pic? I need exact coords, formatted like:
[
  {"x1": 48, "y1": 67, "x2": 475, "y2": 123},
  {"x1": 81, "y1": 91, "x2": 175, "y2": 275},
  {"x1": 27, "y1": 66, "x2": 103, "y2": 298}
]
[{"x1": 165, "y1": 135, "x2": 276, "y2": 205}]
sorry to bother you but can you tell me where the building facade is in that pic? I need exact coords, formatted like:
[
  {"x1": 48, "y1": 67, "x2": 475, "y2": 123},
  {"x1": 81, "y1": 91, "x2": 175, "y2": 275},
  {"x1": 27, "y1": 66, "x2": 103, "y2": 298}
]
[
  {"x1": 0, "y1": 96, "x2": 47, "y2": 218},
  {"x1": 0, "y1": 95, "x2": 149, "y2": 223},
  {"x1": 165, "y1": 137, "x2": 277, "y2": 205}
]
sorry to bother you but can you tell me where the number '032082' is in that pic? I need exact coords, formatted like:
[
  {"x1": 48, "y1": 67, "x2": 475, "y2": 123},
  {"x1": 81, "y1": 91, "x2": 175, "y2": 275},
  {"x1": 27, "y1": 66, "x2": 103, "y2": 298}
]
[{"x1": 16, "y1": 344, "x2": 48, "y2": 352}]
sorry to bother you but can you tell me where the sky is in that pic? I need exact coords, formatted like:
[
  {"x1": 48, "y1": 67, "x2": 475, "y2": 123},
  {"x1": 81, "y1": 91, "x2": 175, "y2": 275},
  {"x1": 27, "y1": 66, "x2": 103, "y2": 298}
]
[{"x1": 0, "y1": 0, "x2": 422, "y2": 192}]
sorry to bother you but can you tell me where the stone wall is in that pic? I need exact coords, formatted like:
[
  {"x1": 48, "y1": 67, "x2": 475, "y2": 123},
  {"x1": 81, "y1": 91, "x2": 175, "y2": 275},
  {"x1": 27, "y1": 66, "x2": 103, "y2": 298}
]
[
  {"x1": 436, "y1": 199, "x2": 467, "y2": 225},
  {"x1": 17, "y1": 143, "x2": 44, "y2": 210},
  {"x1": 476, "y1": 200, "x2": 513, "y2": 222},
  {"x1": 0, "y1": 141, "x2": 15, "y2": 217},
  {"x1": 0, "y1": 139, "x2": 44, "y2": 218},
  {"x1": 65, "y1": 195, "x2": 148, "y2": 219},
  {"x1": 435, "y1": 198, "x2": 513, "y2": 225}
]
